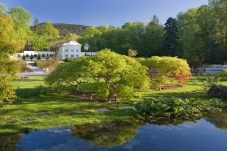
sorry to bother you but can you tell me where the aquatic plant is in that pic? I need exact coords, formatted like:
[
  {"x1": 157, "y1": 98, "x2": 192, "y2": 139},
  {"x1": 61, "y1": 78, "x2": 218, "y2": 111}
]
[{"x1": 133, "y1": 97, "x2": 223, "y2": 119}]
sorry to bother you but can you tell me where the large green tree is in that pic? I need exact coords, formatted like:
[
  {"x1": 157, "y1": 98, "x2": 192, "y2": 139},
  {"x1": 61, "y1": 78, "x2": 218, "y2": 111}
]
[
  {"x1": 45, "y1": 57, "x2": 92, "y2": 94},
  {"x1": 78, "y1": 26, "x2": 102, "y2": 52},
  {"x1": 176, "y1": 8, "x2": 201, "y2": 59},
  {"x1": 89, "y1": 49, "x2": 149, "y2": 102},
  {"x1": 140, "y1": 16, "x2": 165, "y2": 57},
  {"x1": 46, "y1": 49, "x2": 150, "y2": 102},
  {"x1": 8, "y1": 6, "x2": 33, "y2": 51},
  {"x1": 208, "y1": 0, "x2": 227, "y2": 63},
  {"x1": 0, "y1": 5, "x2": 20, "y2": 105},
  {"x1": 32, "y1": 35, "x2": 48, "y2": 50},
  {"x1": 162, "y1": 17, "x2": 179, "y2": 57},
  {"x1": 197, "y1": 5, "x2": 222, "y2": 63},
  {"x1": 176, "y1": 5, "x2": 223, "y2": 63},
  {"x1": 39, "y1": 21, "x2": 60, "y2": 41}
]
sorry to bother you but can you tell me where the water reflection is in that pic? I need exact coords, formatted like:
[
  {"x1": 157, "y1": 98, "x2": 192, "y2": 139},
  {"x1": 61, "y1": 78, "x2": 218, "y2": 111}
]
[
  {"x1": 71, "y1": 119, "x2": 145, "y2": 148},
  {"x1": 1, "y1": 110, "x2": 227, "y2": 150},
  {"x1": 206, "y1": 108, "x2": 227, "y2": 130},
  {"x1": 0, "y1": 134, "x2": 23, "y2": 151}
]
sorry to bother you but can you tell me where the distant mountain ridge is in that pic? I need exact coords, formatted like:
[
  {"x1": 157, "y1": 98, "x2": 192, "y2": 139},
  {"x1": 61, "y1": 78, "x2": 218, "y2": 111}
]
[
  {"x1": 32, "y1": 23, "x2": 90, "y2": 36},
  {"x1": 52, "y1": 23, "x2": 90, "y2": 36}
]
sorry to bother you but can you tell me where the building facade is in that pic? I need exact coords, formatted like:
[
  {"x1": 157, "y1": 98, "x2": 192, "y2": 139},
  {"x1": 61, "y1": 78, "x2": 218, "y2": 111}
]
[
  {"x1": 11, "y1": 41, "x2": 97, "y2": 60},
  {"x1": 56, "y1": 41, "x2": 97, "y2": 60}
]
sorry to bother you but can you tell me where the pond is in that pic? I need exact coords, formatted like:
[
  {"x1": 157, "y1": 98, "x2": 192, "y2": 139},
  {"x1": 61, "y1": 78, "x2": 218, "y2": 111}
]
[{"x1": 1, "y1": 110, "x2": 227, "y2": 151}]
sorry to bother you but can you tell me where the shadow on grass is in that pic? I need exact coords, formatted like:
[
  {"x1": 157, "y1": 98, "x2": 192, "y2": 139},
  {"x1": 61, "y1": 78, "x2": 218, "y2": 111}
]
[{"x1": 141, "y1": 90, "x2": 212, "y2": 101}]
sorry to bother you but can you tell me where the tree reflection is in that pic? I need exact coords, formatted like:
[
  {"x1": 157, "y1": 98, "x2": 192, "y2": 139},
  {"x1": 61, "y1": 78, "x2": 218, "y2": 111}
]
[
  {"x1": 0, "y1": 134, "x2": 24, "y2": 151},
  {"x1": 144, "y1": 116, "x2": 202, "y2": 126},
  {"x1": 206, "y1": 108, "x2": 227, "y2": 130},
  {"x1": 71, "y1": 120, "x2": 145, "y2": 148},
  {"x1": 146, "y1": 117, "x2": 200, "y2": 126}
]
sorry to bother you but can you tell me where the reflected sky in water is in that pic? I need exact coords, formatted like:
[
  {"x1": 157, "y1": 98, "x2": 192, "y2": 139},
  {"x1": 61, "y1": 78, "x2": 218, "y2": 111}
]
[{"x1": 13, "y1": 118, "x2": 227, "y2": 151}]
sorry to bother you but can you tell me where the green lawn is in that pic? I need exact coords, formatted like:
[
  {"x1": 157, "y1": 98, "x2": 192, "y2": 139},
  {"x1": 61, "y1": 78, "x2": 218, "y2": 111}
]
[{"x1": 0, "y1": 75, "x2": 226, "y2": 135}]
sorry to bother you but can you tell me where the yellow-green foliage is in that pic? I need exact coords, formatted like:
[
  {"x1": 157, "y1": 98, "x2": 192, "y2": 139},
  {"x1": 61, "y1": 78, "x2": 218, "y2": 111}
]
[
  {"x1": 139, "y1": 56, "x2": 191, "y2": 90},
  {"x1": 45, "y1": 49, "x2": 150, "y2": 102},
  {"x1": 219, "y1": 69, "x2": 227, "y2": 81},
  {"x1": 35, "y1": 60, "x2": 47, "y2": 67},
  {"x1": 0, "y1": 13, "x2": 21, "y2": 105},
  {"x1": 17, "y1": 60, "x2": 27, "y2": 68},
  {"x1": 89, "y1": 49, "x2": 150, "y2": 102}
]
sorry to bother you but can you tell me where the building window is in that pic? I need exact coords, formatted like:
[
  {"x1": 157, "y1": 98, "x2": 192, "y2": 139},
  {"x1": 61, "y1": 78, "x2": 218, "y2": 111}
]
[
  {"x1": 65, "y1": 49, "x2": 68, "y2": 52},
  {"x1": 71, "y1": 55, "x2": 74, "y2": 58},
  {"x1": 65, "y1": 55, "x2": 68, "y2": 58},
  {"x1": 71, "y1": 49, "x2": 74, "y2": 52},
  {"x1": 76, "y1": 50, "x2": 78, "y2": 52},
  {"x1": 76, "y1": 55, "x2": 79, "y2": 58}
]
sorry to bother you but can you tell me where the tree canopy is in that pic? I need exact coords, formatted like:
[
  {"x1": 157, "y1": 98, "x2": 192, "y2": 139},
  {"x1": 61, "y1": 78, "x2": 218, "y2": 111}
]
[
  {"x1": 139, "y1": 56, "x2": 191, "y2": 90},
  {"x1": 0, "y1": 6, "x2": 20, "y2": 105},
  {"x1": 45, "y1": 49, "x2": 150, "y2": 102}
]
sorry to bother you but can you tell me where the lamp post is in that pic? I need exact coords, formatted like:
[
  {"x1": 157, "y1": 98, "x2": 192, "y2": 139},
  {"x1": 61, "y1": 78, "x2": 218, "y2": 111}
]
[{"x1": 84, "y1": 43, "x2": 89, "y2": 56}]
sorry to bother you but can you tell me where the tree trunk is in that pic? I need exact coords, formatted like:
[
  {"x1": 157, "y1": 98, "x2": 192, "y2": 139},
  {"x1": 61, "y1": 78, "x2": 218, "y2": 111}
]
[{"x1": 76, "y1": 84, "x2": 83, "y2": 95}]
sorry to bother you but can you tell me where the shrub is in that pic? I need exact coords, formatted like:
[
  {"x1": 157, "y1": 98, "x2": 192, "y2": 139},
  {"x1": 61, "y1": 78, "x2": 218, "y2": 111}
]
[
  {"x1": 139, "y1": 56, "x2": 191, "y2": 90},
  {"x1": 35, "y1": 60, "x2": 46, "y2": 67},
  {"x1": 16, "y1": 86, "x2": 49, "y2": 99},
  {"x1": 133, "y1": 97, "x2": 223, "y2": 119},
  {"x1": 17, "y1": 60, "x2": 27, "y2": 68},
  {"x1": 46, "y1": 54, "x2": 50, "y2": 60},
  {"x1": 30, "y1": 54, "x2": 34, "y2": 60},
  {"x1": 196, "y1": 73, "x2": 219, "y2": 91},
  {"x1": 219, "y1": 69, "x2": 227, "y2": 81},
  {"x1": 22, "y1": 54, "x2": 26, "y2": 60},
  {"x1": 63, "y1": 58, "x2": 73, "y2": 62},
  {"x1": 174, "y1": 70, "x2": 192, "y2": 84},
  {"x1": 37, "y1": 54, "x2": 41, "y2": 60},
  {"x1": 187, "y1": 57, "x2": 204, "y2": 73}
]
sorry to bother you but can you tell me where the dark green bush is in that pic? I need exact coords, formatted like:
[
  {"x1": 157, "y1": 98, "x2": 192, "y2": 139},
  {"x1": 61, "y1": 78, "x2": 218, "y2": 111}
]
[
  {"x1": 17, "y1": 60, "x2": 27, "y2": 68},
  {"x1": 16, "y1": 86, "x2": 49, "y2": 98},
  {"x1": 35, "y1": 60, "x2": 46, "y2": 67}
]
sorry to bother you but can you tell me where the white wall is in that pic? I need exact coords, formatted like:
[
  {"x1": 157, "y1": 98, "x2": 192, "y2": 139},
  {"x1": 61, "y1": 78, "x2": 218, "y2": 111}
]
[
  {"x1": 11, "y1": 51, "x2": 55, "y2": 60},
  {"x1": 11, "y1": 41, "x2": 98, "y2": 60}
]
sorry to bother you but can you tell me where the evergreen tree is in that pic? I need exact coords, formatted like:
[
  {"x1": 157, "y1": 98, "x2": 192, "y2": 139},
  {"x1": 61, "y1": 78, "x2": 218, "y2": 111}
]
[
  {"x1": 162, "y1": 17, "x2": 179, "y2": 56},
  {"x1": 30, "y1": 54, "x2": 34, "y2": 60},
  {"x1": 151, "y1": 15, "x2": 159, "y2": 24},
  {"x1": 33, "y1": 18, "x2": 39, "y2": 30},
  {"x1": 22, "y1": 54, "x2": 26, "y2": 60},
  {"x1": 46, "y1": 53, "x2": 50, "y2": 60},
  {"x1": 37, "y1": 54, "x2": 41, "y2": 60}
]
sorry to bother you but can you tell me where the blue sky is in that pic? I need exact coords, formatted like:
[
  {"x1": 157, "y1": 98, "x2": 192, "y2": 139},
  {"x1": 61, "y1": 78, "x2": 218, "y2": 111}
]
[{"x1": 1, "y1": 0, "x2": 208, "y2": 27}]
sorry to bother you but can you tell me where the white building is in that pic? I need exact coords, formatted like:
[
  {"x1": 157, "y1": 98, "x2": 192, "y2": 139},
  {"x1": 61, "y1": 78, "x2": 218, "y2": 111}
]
[
  {"x1": 56, "y1": 41, "x2": 97, "y2": 60},
  {"x1": 11, "y1": 41, "x2": 97, "y2": 60},
  {"x1": 11, "y1": 51, "x2": 55, "y2": 60}
]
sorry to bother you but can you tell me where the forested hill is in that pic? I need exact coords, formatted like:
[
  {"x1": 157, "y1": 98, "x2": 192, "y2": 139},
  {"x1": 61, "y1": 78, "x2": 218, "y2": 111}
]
[
  {"x1": 52, "y1": 23, "x2": 90, "y2": 36},
  {"x1": 31, "y1": 23, "x2": 90, "y2": 36}
]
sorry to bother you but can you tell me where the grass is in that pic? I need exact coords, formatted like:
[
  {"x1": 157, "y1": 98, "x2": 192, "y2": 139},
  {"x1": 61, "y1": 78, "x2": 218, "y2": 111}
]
[
  {"x1": 1, "y1": 75, "x2": 226, "y2": 135},
  {"x1": 12, "y1": 76, "x2": 46, "y2": 88},
  {"x1": 0, "y1": 94, "x2": 136, "y2": 135}
]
